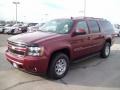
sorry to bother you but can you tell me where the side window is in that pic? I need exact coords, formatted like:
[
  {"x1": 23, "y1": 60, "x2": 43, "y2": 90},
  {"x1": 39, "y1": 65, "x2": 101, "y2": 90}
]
[
  {"x1": 100, "y1": 21, "x2": 114, "y2": 33},
  {"x1": 76, "y1": 21, "x2": 89, "y2": 33},
  {"x1": 88, "y1": 20, "x2": 100, "y2": 33}
]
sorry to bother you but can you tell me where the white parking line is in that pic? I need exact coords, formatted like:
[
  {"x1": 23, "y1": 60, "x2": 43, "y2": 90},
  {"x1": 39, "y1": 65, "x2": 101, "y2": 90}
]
[
  {"x1": 0, "y1": 46, "x2": 7, "y2": 54},
  {"x1": 112, "y1": 44, "x2": 120, "y2": 50}
]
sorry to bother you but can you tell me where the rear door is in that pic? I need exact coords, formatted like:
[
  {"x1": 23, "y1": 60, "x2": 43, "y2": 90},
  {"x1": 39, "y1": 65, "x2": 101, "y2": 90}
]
[{"x1": 87, "y1": 20, "x2": 105, "y2": 53}]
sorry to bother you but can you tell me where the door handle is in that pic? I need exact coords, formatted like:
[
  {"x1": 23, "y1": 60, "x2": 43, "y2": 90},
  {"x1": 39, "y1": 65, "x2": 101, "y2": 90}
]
[
  {"x1": 87, "y1": 37, "x2": 91, "y2": 40},
  {"x1": 99, "y1": 35, "x2": 104, "y2": 38}
]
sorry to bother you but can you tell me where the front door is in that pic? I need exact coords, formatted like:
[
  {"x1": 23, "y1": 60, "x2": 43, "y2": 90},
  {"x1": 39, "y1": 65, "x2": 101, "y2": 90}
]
[{"x1": 71, "y1": 20, "x2": 93, "y2": 60}]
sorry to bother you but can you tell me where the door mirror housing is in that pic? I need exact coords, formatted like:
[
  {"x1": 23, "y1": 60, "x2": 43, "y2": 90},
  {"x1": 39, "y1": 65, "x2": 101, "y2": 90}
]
[{"x1": 75, "y1": 28, "x2": 86, "y2": 35}]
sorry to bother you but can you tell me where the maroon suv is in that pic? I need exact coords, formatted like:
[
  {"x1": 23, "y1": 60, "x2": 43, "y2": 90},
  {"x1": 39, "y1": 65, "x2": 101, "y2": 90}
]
[{"x1": 6, "y1": 17, "x2": 114, "y2": 79}]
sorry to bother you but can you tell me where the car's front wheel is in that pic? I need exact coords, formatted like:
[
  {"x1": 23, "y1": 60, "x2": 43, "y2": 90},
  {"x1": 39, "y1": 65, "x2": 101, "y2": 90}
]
[
  {"x1": 2, "y1": 29, "x2": 5, "y2": 33},
  {"x1": 100, "y1": 42, "x2": 111, "y2": 58},
  {"x1": 11, "y1": 29, "x2": 15, "y2": 35},
  {"x1": 48, "y1": 53, "x2": 69, "y2": 79},
  {"x1": 118, "y1": 32, "x2": 120, "y2": 37}
]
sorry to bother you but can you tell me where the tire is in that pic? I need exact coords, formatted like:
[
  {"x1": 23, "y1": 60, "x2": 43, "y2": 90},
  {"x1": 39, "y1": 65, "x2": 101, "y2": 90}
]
[
  {"x1": 22, "y1": 29, "x2": 26, "y2": 33},
  {"x1": 100, "y1": 42, "x2": 111, "y2": 58},
  {"x1": 2, "y1": 29, "x2": 5, "y2": 33},
  {"x1": 11, "y1": 29, "x2": 15, "y2": 34},
  {"x1": 118, "y1": 32, "x2": 120, "y2": 37},
  {"x1": 47, "y1": 53, "x2": 69, "y2": 80}
]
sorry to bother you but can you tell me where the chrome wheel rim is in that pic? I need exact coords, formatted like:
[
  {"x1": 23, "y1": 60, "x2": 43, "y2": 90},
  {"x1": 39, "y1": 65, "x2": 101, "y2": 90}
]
[
  {"x1": 55, "y1": 58, "x2": 67, "y2": 76},
  {"x1": 105, "y1": 45, "x2": 110, "y2": 56}
]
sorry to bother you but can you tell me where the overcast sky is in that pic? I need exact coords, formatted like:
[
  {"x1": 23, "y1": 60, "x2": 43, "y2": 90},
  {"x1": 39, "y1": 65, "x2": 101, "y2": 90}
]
[{"x1": 0, "y1": 0, "x2": 120, "y2": 23}]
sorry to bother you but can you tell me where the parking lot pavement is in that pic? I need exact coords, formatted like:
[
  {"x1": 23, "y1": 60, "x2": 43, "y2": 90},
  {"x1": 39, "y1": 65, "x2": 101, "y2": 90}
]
[{"x1": 0, "y1": 34, "x2": 120, "y2": 90}]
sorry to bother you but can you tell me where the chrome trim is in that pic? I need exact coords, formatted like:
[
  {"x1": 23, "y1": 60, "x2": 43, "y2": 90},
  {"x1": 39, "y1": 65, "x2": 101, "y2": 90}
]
[
  {"x1": 8, "y1": 40, "x2": 27, "y2": 47},
  {"x1": 8, "y1": 41, "x2": 27, "y2": 56},
  {"x1": 7, "y1": 57, "x2": 23, "y2": 65}
]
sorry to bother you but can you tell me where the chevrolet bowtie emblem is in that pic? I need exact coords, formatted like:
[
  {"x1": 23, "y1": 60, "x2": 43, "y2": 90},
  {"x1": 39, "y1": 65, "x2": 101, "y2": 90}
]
[{"x1": 11, "y1": 46, "x2": 16, "y2": 49}]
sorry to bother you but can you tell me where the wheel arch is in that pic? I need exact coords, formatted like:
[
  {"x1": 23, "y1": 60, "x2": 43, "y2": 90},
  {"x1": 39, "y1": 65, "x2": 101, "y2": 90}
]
[
  {"x1": 106, "y1": 38, "x2": 112, "y2": 46},
  {"x1": 47, "y1": 48, "x2": 71, "y2": 73}
]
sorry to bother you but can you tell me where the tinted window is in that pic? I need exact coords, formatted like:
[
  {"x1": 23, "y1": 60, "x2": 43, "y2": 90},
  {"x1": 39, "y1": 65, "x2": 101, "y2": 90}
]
[
  {"x1": 114, "y1": 24, "x2": 120, "y2": 29},
  {"x1": 88, "y1": 20, "x2": 100, "y2": 33},
  {"x1": 100, "y1": 20, "x2": 114, "y2": 33},
  {"x1": 76, "y1": 21, "x2": 89, "y2": 33}
]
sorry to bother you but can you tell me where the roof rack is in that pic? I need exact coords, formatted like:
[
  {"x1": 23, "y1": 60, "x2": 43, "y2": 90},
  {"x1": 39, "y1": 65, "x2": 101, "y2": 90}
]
[{"x1": 71, "y1": 17, "x2": 106, "y2": 20}]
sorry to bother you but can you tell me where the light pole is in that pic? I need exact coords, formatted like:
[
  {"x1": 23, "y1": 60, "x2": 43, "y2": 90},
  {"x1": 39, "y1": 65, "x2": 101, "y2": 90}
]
[
  {"x1": 84, "y1": 0, "x2": 86, "y2": 17},
  {"x1": 13, "y1": 1, "x2": 20, "y2": 24}
]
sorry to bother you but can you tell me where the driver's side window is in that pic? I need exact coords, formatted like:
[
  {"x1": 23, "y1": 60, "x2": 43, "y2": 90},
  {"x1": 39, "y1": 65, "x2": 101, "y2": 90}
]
[{"x1": 76, "y1": 21, "x2": 89, "y2": 34}]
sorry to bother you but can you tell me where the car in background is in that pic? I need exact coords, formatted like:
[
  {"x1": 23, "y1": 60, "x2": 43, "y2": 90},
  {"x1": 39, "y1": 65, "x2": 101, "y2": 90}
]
[
  {"x1": 17, "y1": 23, "x2": 28, "y2": 33},
  {"x1": 0, "y1": 24, "x2": 5, "y2": 33},
  {"x1": 113, "y1": 24, "x2": 120, "y2": 37},
  {"x1": 3, "y1": 24, "x2": 13, "y2": 33},
  {"x1": 27, "y1": 23, "x2": 38, "y2": 31},
  {"x1": 4, "y1": 23, "x2": 23, "y2": 34},
  {"x1": 19, "y1": 23, "x2": 38, "y2": 33},
  {"x1": 27, "y1": 23, "x2": 44, "y2": 32}
]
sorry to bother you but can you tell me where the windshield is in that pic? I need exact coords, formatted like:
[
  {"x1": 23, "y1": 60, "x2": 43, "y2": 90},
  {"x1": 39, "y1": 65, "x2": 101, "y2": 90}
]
[
  {"x1": 13, "y1": 24, "x2": 22, "y2": 27},
  {"x1": 35, "y1": 23, "x2": 40, "y2": 27},
  {"x1": 28, "y1": 23, "x2": 37, "y2": 26},
  {"x1": 22, "y1": 23, "x2": 28, "y2": 26},
  {"x1": 114, "y1": 24, "x2": 120, "y2": 29},
  {"x1": 0, "y1": 24, "x2": 4, "y2": 26},
  {"x1": 35, "y1": 23, "x2": 44, "y2": 27},
  {"x1": 5, "y1": 24, "x2": 12, "y2": 27},
  {"x1": 38, "y1": 19, "x2": 73, "y2": 34}
]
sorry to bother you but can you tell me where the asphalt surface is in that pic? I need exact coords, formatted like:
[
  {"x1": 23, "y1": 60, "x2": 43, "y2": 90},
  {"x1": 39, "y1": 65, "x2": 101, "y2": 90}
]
[{"x1": 0, "y1": 34, "x2": 120, "y2": 90}]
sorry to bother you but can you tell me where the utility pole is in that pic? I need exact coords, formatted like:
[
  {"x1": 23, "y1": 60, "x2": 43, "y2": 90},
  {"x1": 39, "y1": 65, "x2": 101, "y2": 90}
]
[
  {"x1": 84, "y1": 0, "x2": 86, "y2": 17},
  {"x1": 13, "y1": 1, "x2": 20, "y2": 24}
]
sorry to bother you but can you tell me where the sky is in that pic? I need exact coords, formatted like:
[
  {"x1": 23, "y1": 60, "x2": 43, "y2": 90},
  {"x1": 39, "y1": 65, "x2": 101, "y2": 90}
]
[{"x1": 0, "y1": 0, "x2": 120, "y2": 24}]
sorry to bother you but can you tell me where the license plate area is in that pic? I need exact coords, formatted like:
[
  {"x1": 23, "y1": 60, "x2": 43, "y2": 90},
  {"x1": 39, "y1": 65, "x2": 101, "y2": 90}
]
[{"x1": 13, "y1": 63, "x2": 18, "y2": 68}]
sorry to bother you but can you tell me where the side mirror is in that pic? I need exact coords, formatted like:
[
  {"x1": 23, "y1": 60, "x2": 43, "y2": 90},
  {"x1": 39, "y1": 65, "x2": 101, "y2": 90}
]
[{"x1": 75, "y1": 28, "x2": 86, "y2": 35}]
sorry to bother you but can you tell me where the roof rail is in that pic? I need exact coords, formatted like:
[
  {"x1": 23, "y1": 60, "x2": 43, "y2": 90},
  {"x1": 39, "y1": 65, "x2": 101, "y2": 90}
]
[
  {"x1": 70, "y1": 17, "x2": 84, "y2": 19},
  {"x1": 71, "y1": 16, "x2": 105, "y2": 20}
]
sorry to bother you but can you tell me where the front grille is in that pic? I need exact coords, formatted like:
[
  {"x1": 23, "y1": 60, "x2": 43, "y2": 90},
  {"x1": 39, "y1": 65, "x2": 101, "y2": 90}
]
[{"x1": 8, "y1": 41, "x2": 27, "y2": 56}]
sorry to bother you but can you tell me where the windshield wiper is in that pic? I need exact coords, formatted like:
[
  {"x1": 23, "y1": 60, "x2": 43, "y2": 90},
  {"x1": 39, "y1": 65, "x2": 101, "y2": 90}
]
[{"x1": 38, "y1": 29, "x2": 58, "y2": 34}]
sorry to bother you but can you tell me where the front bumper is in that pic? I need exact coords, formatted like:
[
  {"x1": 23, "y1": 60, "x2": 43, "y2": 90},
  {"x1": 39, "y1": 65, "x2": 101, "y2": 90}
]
[
  {"x1": 0, "y1": 28, "x2": 3, "y2": 32},
  {"x1": 4, "y1": 29, "x2": 10, "y2": 33},
  {"x1": 13, "y1": 28, "x2": 22, "y2": 34},
  {"x1": 5, "y1": 50, "x2": 49, "y2": 73}
]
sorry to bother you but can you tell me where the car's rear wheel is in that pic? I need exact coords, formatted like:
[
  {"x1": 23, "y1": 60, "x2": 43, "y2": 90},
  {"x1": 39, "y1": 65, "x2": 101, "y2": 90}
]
[
  {"x1": 118, "y1": 32, "x2": 120, "y2": 37},
  {"x1": 22, "y1": 29, "x2": 27, "y2": 33},
  {"x1": 100, "y1": 42, "x2": 111, "y2": 58},
  {"x1": 11, "y1": 29, "x2": 15, "y2": 34},
  {"x1": 48, "y1": 53, "x2": 69, "y2": 79}
]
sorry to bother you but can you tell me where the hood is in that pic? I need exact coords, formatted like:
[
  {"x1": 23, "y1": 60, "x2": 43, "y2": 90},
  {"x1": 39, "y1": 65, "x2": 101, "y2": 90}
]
[{"x1": 8, "y1": 31, "x2": 61, "y2": 44}]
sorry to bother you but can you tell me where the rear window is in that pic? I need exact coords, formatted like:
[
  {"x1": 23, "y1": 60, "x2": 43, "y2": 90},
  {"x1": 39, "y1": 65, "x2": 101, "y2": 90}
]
[{"x1": 99, "y1": 20, "x2": 114, "y2": 33}]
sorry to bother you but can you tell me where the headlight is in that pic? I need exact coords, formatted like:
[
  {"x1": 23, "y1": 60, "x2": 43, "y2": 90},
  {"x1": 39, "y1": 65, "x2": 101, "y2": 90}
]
[
  {"x1": 19, "y1": 28, "x2": 21, "y2": 30},
  {"x1": 28, "y1": 46, "x2": 44, "y2": 56}
]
